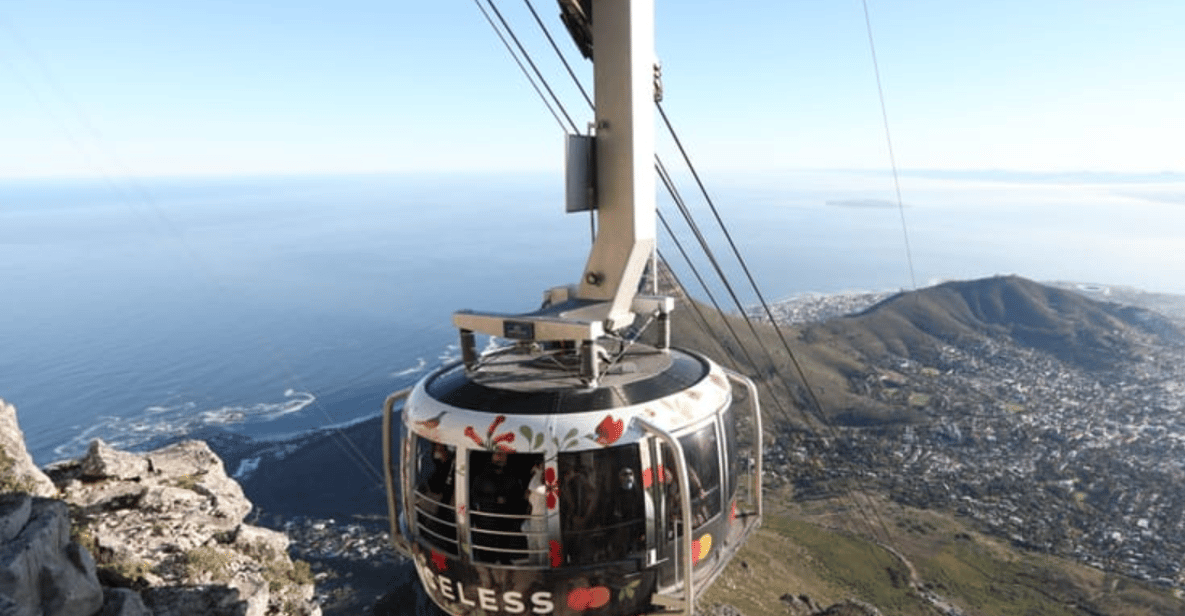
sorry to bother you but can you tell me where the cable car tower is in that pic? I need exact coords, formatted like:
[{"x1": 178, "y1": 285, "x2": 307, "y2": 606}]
[{"x1": 384, "y1": 1, "x2": 763, "y2": 614}]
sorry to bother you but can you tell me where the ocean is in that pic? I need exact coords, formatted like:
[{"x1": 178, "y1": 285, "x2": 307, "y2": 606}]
[{"x1": 3, "y1": 170, "x2": 1184, "y2": 465}]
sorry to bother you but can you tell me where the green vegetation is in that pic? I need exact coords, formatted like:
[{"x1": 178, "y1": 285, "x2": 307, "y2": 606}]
[
  {"x1": 70, "y1": 516, "x2": 98, "y2": 554},
  {"x1": 102, "y1": 556, "x2": 155, "y2": 585},
  {"x1": 701, "y1": 497, "x2": 1185, "y2": 616},
  {"x1": 0, "y1": 447, "x2": 36, "y2": 494},
  {"x1": 172, "y1": 473, "x2": 202, "y2": 492},
  {"x1": 184, "y1": 546, "x2": 234, "y2": 580},
  {"x1": 263, "y1": 559, "x2": 313, "y2": 593},
  {"x1": 765, "y1": 517, "x2": 931, "y2": 616}
]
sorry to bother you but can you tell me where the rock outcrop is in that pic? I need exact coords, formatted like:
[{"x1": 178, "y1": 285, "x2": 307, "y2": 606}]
[
  {"x1": 50, "y1": 439, "x2": 321, "y2": 616},
  {"x1": 0, "y1": 398, "x2": 56, "y2": 497},
  {"x1": 2, "y1": 396, "x2": 320, "y2": 616},
  {"x1": 0, "y1": 493, "x2": 104, "y2": 616}
]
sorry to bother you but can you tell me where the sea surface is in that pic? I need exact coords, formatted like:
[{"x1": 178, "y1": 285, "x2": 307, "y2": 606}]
[{"x1": 3, "y1": 170, "x2": 1184, "y2": 465}]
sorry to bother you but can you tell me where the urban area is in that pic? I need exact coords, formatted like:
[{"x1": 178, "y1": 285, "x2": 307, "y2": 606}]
[{"x1": 760, "y1": 284, "x2": 1185, "y2": 589}]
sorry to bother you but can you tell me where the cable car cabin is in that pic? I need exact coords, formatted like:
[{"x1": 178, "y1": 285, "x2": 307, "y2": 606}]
[
  {"x1": 383, "y1": 340, "x2": 761, "y2": 616},
  {"x1": 376, "y1": 1, "x2": 763, "y2": 613}
]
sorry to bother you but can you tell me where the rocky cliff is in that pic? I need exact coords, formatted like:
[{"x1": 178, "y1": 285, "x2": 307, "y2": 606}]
[{"x1": 1, "y1": 398, "x2": 320, "y2": 616}]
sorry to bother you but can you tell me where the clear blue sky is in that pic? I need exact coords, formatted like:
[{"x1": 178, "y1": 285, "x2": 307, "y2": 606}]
[{"x1": 2, "y1": 0, "x2": 1183, "y2": 178}]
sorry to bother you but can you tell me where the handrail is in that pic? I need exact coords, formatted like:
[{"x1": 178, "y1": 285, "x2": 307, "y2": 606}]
[
  {"x1": 382, "y1": 388, "x2": 412, "y2": 556},
  {"x1": 635, "y1": 417, "x2": 695, "y2": 615},
  {"x1": 723, "y1": 369, "x2": 763, "y2": 521}
]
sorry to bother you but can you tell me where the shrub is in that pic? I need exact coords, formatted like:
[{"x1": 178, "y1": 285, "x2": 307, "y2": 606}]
[{"x1": 184, "y1": 546, "x2": 233, "y2": 580}]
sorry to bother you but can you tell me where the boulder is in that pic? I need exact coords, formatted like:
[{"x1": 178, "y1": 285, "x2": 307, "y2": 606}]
[
  {"x1": 95, "y1": 588, "x2": 152, "y2": 616},
  {"x1": 0, "y1": 398, "x2": 56, "y2": 497},
  {"x1": 80, "y1": 441, "x2": 149, "y2": 482},
  {"x1": 0, "y1": 492, "x2": 32, "y2": 544},
  {"x1": 0, "y1": 497, "x2": 104, "y2": 616},
  {"x1": 780, "y1": 593, "x2": 823, "y2": 615}
]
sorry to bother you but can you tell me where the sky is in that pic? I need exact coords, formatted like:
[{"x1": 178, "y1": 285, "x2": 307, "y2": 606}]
[{"x1": 1, "y1": 0, "x2": 1183, "y2": 178}]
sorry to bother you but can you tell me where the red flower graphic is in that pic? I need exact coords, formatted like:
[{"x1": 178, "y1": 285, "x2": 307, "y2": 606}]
[
  {"x1": 430, "y1": 550, "x2": 448, "y2": 572},
  {"x1": 487, "y1": 414, "x2": 506, "y2": 436},
  {"x1": 464, "y1": 415, "x2": 517, "y2": 451},
  {"x1": 544, "y1": 467, "x2": 559, "y2": 509},
  {"x1": 593, "y1": 414, "x2": 624, "y2": 446},
  {"x1": 567, "y1": 586, "x2": 611, "y2": 611},
  {"x1": 549, "y1": 540, "x2": 563, "y2": 568}
]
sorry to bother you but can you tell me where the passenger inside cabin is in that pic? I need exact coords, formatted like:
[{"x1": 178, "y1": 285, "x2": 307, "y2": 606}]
[
  {"x1": 559, "y1": 445, "x2": 645, "y2": 563},
  {"x1": 522, "y1": 461, "x2": 548, "y2": 565},
  {"x1": 607, "y1": 467, "x2": 647, "y2": 558},
  {"x1": 560, "y1": 457, "x2": 598, "y2": 563},
  {"x1": 470, "y1": 450, "x2": 538, "y2": 564},
  {"x1": 414, "y1": 439, "x2": 458, "y2": 553}
]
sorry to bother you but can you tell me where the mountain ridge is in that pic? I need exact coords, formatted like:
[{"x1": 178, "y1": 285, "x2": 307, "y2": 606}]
[{"x1": 672, "y1": 275, "x2": 1183, "y2": 429}]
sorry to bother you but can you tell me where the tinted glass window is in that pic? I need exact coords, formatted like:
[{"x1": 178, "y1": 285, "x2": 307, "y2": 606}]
[
  {"x1": 723, "y1": 406, "x2": 739, "y2": 500},
  {"x1": 413, "y1": 437, "x2": 458, "y2": 554},
  {"x1": 676, "y1": 422, "x2": 721, "y2": 529},
  {"x1": 558, "y1": 445, "x2": 645, "y2": 564},
  {"x1": 468, "y1": 451, "x2": 543, "y2": 564}
]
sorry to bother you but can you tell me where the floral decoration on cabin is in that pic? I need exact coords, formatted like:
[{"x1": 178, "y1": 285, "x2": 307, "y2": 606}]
[
  {"x1": 549, "y1": 540, "x2": 563, "y2": 568},
  {"x1": 617, "y1": 579, "x2": 641, "y2": 602},
  {"x1": 590, "y1": 414, "x2": 624, "y2": 446},
  {"x1": 552, "y1": 427, "x2": 580, "y2": 451},
  {"x1": 642, "y1": 464, "x2": 669, "y2": 489},
  {"x1": 566, "y1": 586, "x2": 611, "y2": 611},
  {"x1": 430, "y1": 550, "x2": 448, "y2": 572},
  {"x1": 518, "y1": 425, "x2": 547, "y2": 451},
  {"x1": 545, "y1": 467, "x2": 560, "y2": 509},
  {"x1": 464, "y1": 415, "x2": 516, "y2": 451},
  {"x1": 691, "y1": 533, "x2": 712, "y2": 564}
]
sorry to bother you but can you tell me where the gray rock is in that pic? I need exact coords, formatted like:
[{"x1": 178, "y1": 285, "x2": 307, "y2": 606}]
[
  {"x1": 141, "y1": 585, "x2": 249, "y2": 616},
  {"x1": 96, "y1": 588, "x2": 152, "y2": 616},
  {"x1": 0, "y1": 493, "x2": 31, "y2": 544},
  {"x1": 780, "y1": 593, "x2": 823, "y2": 615},
  {"x1": 0, "y1": 399, "x2": 56, "y2": 497},
  {"x1": 56, "y1": 439, "x2": 319, "y2": 616},
  {"x1": 62, "y1": 481, "x2": 147, "y2": 514},
  {"x1": 0, "y1": 498, "x2": 103, "y2": 616},
  {"x1": 81, "y1": 440, "x2": 149, "y2": 481}
]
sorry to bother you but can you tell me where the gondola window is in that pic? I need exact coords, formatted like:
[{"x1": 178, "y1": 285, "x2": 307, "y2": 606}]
[
  {"x1": 468, "y1": 450, "x2": 543, "y2": 564},
  {"x1": 413, "y1": 437, "x2": 458, "y2": 555},
  {"x1": 558, "y1": 445, "x2": 646, "y2": 564}
]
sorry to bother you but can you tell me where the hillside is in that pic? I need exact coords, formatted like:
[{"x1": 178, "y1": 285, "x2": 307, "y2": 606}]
[
  {"x1": 669, "y1": 275, "x2": 1182, "y2": 428},
  {"x1": 701, "y1": 494, "x2": 1185, "y2": 616}
]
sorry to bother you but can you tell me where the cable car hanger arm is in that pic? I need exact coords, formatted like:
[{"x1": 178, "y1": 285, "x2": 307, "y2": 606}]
[{"x1": 453, "y1": 0, "x2": 667, "y2": 385}]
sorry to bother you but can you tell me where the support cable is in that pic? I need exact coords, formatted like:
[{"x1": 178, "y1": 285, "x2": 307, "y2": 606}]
[
  {"x1": 657, "y1": 102, "x2": 826, "y2": 424},
  {"x1": 658, "y1": 100, "x2": 895, "y2": 544},
  {"x1": 481, "y1": 0, "x2": 580, "y2": 133},
  {"x1": 495, "y1": 0, "x2": 892, "y2": 543},
  {"x1": 656, "y1": 163, "x2": 803, "y2": 429},
  {"x1": 861, "y1": 0, "x2": 917, "y2": 291},
  {"x1": 659, "y1": 161, "x2": 892, "y2": 544},
  {"x1": 523, "y1": 0, "x2": 594, "y2": 109},
  {"x1": 471, "y1": 0, "x2": 570, "y2": 131}
]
